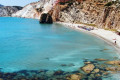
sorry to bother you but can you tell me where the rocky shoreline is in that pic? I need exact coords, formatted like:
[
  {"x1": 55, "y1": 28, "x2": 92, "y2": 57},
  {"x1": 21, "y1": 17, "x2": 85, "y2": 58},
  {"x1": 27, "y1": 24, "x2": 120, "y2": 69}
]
[{"x1": 0, "y1": 58, "x2": 120, "y2": 80}]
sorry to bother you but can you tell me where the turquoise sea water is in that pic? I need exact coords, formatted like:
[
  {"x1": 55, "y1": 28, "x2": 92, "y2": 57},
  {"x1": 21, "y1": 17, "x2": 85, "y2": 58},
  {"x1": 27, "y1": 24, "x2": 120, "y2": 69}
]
[{"x1": 0, "y1": 17, "x2": 119, "y2": 73}]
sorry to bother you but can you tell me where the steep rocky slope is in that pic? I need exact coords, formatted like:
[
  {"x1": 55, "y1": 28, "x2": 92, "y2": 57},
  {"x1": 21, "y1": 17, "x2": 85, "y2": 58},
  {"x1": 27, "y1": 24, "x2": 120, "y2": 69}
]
[
  {"x1": 12, "y1": 0, "x2": 52, "y2": 19},
  {"x1": 0, "y1": 6, "x2": 22, "y2": 17},
  {"x1": 53, "y1": 0, "x2": 120, "y2": 29},
  {"x1": 12, "y1": 1, "x2": 41, "y2": 19}
]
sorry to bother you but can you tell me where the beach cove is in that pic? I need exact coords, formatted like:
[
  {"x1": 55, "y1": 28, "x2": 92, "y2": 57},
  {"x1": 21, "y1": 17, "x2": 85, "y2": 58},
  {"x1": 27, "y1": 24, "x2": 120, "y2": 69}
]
[
  {"x1": 0, "y1": 17, "x2": 120, "y2": 80},
  {"x1": 57, "y1": 22, "x2": 120, "y2": 51}
]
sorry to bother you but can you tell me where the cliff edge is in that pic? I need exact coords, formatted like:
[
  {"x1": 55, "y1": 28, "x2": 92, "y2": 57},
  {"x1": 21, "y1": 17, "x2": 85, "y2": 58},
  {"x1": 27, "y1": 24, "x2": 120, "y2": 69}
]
[
  {"x1": 12, "y1": 0, "x2": 120, "y2": 30},
  {"x1": 51, "y1": 0, "x2": 120, "y2": 30}
]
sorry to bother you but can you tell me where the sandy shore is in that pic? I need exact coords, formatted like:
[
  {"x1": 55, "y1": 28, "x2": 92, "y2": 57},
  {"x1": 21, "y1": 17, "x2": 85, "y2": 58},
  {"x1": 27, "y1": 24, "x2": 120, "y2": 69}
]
[{"x1": 56, "y1": 22, "x2": 120, "y2": 52}]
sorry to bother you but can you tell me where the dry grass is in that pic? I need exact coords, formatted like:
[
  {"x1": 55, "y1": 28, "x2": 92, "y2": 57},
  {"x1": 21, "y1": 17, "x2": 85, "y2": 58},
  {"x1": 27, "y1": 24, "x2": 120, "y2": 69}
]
[
  {"x1": 104, "y1": 28, "x2": 117, "y2": 32},
  {"x1": 75, "y1": 22, "x2": 97, "y2": 27}
]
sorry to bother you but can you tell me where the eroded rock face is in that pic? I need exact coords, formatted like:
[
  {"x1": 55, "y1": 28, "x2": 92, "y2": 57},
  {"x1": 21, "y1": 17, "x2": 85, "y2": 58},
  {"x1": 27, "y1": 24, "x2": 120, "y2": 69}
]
[
  {"x1": 40, "y1": 13, "x2": 53, "y2": 24},
  {"x1": 0, "y1": 6, "x2": 22, "y2": 17},
  {"x1": 55, "y1": 0, "x2": 120, "y2": 30},
  {"x1": 12, "y1": 1, "x2": 45, "y2": 19},
  {"x1": 12, "y1": 0, "x2": 51, "y2": 19},
  {"x1": 10, "y1": 0, "x2": 120, "y2": 29}
]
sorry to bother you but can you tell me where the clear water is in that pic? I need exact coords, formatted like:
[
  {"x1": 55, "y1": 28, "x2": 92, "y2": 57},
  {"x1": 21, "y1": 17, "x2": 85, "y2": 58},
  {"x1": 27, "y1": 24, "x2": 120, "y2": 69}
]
[{"x1": 0, "y1": 17, "x2": 119, "y2": 72}]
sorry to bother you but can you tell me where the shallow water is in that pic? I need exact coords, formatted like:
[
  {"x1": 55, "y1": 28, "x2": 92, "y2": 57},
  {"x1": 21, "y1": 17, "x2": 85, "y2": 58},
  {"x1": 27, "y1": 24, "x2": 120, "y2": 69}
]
[{"x1": 0, "y1": 17, "x2": 119, "y2": 73}]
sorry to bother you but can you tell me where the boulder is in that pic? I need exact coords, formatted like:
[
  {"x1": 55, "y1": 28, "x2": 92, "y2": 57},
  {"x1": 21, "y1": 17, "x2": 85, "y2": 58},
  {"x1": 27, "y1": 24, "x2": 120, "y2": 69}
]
[
  {"x1": 95, "y1": 58, "x2": 108, "y2": 61},
  {"x1": 84, "y1": 61, "x2": 91, "y2": 64},
  {"x1": 106, "y1": 67, "x2": 120, "y2": 71},
  {"x1": 70, "y1": 74, "x2": 81, "y2": 80},
  {"x1": 81, "y1": 64, "x2": 95, "y2": 73},
  {"x1": 105, "y1": 60, "x2": 120, "y2": 65},
  {"x1": 40, "y1": 13, "x2": 53, "y2": 24},
  {"x1": 93, "y1": 69, "x2": 100, "y2": 73},
  {"x1": 66, "y1": 74, "x2": 83, "y2": 80},
  {"x1": 54, "y1": 70, "x2": 64, "y2": 75}
]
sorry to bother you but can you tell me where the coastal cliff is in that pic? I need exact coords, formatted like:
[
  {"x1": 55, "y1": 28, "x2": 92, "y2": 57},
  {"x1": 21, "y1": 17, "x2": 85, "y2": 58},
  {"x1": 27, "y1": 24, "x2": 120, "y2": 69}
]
[
  {"x1": 12, "y1": 0, "x2": 120, "y2": 30},
  {"x1": 52, "y1": 0, "x2": 120, "y2": 30},
  {"x1": 12, "y1": 1, "x2": 41, "y2": 19},
  {"x1": 12, "y1": 0, "x2": 51, "y2": 19},
  {"x1": 0, "y1": 6, "x2": 22, "y2": 17}
]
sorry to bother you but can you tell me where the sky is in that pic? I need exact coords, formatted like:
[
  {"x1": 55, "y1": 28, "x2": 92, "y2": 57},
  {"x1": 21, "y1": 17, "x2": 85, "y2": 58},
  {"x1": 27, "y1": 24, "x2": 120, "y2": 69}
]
[{"x1": 0, "y1": 0, "x2": 39, "y2": 6}]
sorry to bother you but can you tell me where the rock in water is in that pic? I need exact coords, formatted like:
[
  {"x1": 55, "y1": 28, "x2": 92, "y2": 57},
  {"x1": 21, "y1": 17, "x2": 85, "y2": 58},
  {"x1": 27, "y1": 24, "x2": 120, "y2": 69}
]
[
  {"x1": 81, "y1": 64, "x2": 95, "y2": 73},
  {"x1": 95, "y1": 58, "x2": 108, "y2": 61},
  {"x1": 40, "y1": 13, "x2": 48, "y2": 23},
  {"x1": 40, "y1": 13, "x2": 53, "y2": 24},
  {"x1": 105, "y1": 60, "x2": 120, "y2": 65},
  {"x1": 66, "y1": 74, "x2": 83, "y2": 80},
  {"x1": 46, "y1": 15, "x2": 53, "y2": 24}
]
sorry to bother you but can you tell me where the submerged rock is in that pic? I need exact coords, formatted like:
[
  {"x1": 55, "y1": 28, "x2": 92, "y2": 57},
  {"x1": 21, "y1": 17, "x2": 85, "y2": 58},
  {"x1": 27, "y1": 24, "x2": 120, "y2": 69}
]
[
  {"x1": 84, "y1": 61, "x2": 91, "y2": 64},
  {"x1": 40, "y1": 13, "x2": 53, "y2": 24},
  {"x1": 105, "y1": 60, "x2": 120, "y2": 65},
  {"x1": 61, "y1": 64, "x2": 67, "y2": 67},
  {"x1": 81, "y1": 64, "x2": 95, "y2": 73},
  {"x1": 106, "y1": 67, "x2": 120, "y2": 71},
  {"x1": 66, "y1": 74, "x2": 83, "y2": 80},
  {"x1": 95, "y1": 58, "x2": 108, "y2": 61},
  {"x1": 46, "y1": 71, "x2": 54, "y2": 77},
  {"x1": 68, "y1": 63, "x2": 75, "y2": 67},
  {"x1": 54, "y1": 70, "x2": 64, "y2": 75},
  {"x1": 93, "y1": 69, "x2": 100, "y2": 73}
]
